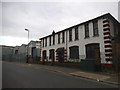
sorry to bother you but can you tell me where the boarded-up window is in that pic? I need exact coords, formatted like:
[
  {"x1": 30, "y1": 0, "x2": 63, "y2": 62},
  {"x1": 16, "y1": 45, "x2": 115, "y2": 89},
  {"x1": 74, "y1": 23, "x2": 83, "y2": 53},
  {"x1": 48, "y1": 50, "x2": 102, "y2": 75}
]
[
  {"x1": 69, "y1": 46, "x2": 79, "y2": 59},
  {"x1": 85, "y1": 44, "x2": 100, "y2": 59}
]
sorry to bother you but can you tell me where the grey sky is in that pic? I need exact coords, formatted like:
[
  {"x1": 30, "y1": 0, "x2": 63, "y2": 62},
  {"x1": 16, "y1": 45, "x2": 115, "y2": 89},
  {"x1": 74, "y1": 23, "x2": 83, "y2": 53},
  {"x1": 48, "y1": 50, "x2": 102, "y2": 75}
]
[{"x1": 1, "y1": 0, "x2": 119, "y2": 46}]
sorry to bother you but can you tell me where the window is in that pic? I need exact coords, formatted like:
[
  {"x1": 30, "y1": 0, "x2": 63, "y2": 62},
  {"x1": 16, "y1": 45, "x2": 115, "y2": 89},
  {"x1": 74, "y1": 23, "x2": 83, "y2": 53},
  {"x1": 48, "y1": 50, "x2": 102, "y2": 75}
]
[
  {"x1": 69, "y1": 29, "x2": 72, "y2": 41},
  {"x1": 53, "y1": 35, "x2": 55, "y2": 45},
  {"x1": 85, "y1": 23, "x2": 89, "y2": 38},
  {"x1": 56, "y1": 48, "x2": 64, "y2": 62},
  {"x1": 69, "y1": 46, "x2": 79, "y2": 59},
  {"x1": 62, "y1": 32, "x2": 65, "y2": 43},
  {"x1": 15, "y1": 50, "x2": 18, "y2": 54},
  {"x1": 43, "y1": 50, "x2": 47, "y2": 59},
  {"x1": 42, "y1": 39, "x2": 44, "y2": 47},
  {"x1": 49, "y1": 36, "x2": 51, "y2": 46},
  {"x1": 85, "y1": 44, "x2": 100, "y2": 59},
  {"x1": 58, "y1": 33, "x2": 60, "y2": 44},
  {"x1": 52, "y1": 31, "x2": 55, "y2": 45},
  {"x1": 49, "y1": 49, "x2": 54, "y2": 61},
  {"x1": 45, "y1": 38, "x2": 47, "y2": 47},
  {"x1": 93, "y1": 20, "x2": 99, "y2": 36},
  {"x1": 49, "y1": 50, "x2": 52, "y2": 59},
  {"x1": 75, "y1": 27, "x2": 79, "y2": 40}
]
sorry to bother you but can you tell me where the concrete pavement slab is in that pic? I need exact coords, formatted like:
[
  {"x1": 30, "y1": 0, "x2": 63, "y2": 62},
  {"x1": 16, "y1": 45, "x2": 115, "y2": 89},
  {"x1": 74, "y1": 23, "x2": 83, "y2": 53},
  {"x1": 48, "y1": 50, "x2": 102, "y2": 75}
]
[{"x1": 70, "y1": 71, "x2": 110, "y2": 81}]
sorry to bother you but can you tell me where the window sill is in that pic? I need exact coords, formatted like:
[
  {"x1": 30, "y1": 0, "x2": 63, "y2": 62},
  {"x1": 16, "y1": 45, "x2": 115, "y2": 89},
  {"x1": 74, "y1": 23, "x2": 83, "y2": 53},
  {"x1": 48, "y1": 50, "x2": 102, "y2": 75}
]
[
  {"x1": 84, "y1": 37, "x2": 90, "y2": 39},
  {"x1": 74, "y1": 39, "x2": 79, "y2": 41},
  {"x1": 69, "y1": 40, "x2": 72, "y2": 42},
  {"x1": 93, "y1": 35, "x2": 99, "y2": 37}
]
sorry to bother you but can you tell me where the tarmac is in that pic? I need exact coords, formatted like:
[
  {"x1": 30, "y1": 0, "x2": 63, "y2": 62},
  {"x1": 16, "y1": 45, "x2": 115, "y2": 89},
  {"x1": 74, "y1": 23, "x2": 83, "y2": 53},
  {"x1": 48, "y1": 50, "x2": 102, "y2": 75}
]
[{"x1": 6, "y1": 61, "x2": 120, "y2": 87}]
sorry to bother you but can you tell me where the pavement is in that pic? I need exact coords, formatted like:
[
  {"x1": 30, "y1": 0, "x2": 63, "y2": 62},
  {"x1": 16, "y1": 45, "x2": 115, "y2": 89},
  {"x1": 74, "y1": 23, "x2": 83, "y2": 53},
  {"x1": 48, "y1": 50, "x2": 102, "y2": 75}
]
[
  {"x1": 70, "y1": 71, "x2": 119, "y2": 85},
  {"x1": 6, "y1": 61, "x2": 120, "y2": 86},
  {"x1": 27, "y1": 63, "x2": 120, "y2": 86}
]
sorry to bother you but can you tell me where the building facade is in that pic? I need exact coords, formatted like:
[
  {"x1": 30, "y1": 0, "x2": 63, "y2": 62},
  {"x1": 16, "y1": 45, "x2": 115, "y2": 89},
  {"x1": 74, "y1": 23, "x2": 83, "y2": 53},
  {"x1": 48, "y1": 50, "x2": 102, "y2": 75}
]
[
  {"x1": 1, "y1": 41, "x2": 41, "y2": 63},
  {"x1": 40, "y1": 13, "x2": 120, "y2": 67},
  {"x1": 13, "y1": 44, "x2": 27, "y2": 55},
  {"x1": 27, "y1": 40, "x2": 41, "y2": 62},
  {"x1": 12, "y1": 44, "x2": 27, "y2": 62}
]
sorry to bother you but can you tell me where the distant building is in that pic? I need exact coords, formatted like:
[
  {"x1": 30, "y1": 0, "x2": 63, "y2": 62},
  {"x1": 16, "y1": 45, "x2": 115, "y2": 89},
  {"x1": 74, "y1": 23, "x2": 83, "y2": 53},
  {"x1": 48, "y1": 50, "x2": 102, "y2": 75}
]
[
  {"x1": 27, "y1": 40, "x2": 41, "y2": 62},
  {"x1": 12, "y1": 44, "x2": 27, "y2": 62},
  {"x1": 1, "y1": 45, "x2": 14, "y2": 61},
  {"x1": 13, "y1": 46, "x2": 20, "y2": 55},
  {"x1": 40, "y1": 13, "x2": 120, "y2": 68},
  {"x1": 13, "y1": 44, "x2": 27, "y2": 55},
  {"x1": 1, "y1": 40, "x2": 41, "y2": 63}
]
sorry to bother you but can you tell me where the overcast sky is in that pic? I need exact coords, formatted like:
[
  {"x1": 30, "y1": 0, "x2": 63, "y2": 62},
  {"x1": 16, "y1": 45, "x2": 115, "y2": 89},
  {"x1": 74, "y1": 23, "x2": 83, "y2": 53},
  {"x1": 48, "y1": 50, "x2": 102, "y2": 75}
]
[{"x1": 0, "y1": 0, "x2": 119, "y2": 46}]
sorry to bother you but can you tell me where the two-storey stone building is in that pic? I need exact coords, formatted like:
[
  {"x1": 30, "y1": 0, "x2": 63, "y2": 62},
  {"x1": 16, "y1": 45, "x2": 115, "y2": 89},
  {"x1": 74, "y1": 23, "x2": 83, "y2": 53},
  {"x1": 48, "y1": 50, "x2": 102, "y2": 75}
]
[{"x1": 39, "y1": 13, "x2": 120, "y2": 68}]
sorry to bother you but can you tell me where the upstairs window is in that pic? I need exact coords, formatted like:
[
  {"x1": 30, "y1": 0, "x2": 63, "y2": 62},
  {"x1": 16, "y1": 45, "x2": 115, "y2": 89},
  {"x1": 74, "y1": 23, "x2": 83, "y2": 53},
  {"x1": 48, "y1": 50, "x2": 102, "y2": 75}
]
[
  {"x1": 75, "y1": 27, "x2": 79, "y2": 40},
  {"x1": 58, "y1": 33, "x2": 60, "y2": 44},
  {"x1": 69, "y1": 29, "x2": 72, "y2": 42},
  {"x1": 62, "y1": 32, "x2": 65, "y2": 43},
  {"x1": 93, "y1": 20, "x2": 99, "y2": 36},
  {"x1": 42, "y1": 39, "x2": 44, "y2": 47},
  {"x1": 53, "y1": 35, "x2": 55, "y2": 45},
  {"x1": 85, "y1": 23, "x2": 89, "y2": 38},
  {"x1": 52, "y1": 31, "x2": 55, "y2": 45},
  {"x1": 49, "y1": 36, "x2": 51, "y2": 46},
  {"x1": 45, "y1": 38, "x2": 47, "y2": 47}
]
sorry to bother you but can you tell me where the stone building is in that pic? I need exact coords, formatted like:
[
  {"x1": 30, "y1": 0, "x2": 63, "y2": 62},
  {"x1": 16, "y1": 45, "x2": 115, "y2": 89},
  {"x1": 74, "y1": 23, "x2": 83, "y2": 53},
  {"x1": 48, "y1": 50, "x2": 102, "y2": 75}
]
[{"x1": 40, "y1": 13, "x2": 120, "y2": 70}]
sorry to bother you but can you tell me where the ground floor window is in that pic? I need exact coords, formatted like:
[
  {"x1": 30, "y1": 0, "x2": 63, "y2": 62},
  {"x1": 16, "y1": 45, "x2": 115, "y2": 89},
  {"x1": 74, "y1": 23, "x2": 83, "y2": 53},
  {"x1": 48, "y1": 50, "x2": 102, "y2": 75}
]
[
  {"x1": 15, "y1": 50, "x2": 18, "y2": 54},
  {"x1": 42, "y1": 50, "x2": 47, "y2": 60},
  {"x1": 56, "y1": 48, "x2": 64, "y2": 63},
  {"x1": 69, "y1": 46, "x2": 79, "y2": 59},
  {"x1": 49, "y1": 49, "x2": 55, "y2": 62},
  {"x1": 85, "y1": 43, "x2": 100, "y2": 60}
]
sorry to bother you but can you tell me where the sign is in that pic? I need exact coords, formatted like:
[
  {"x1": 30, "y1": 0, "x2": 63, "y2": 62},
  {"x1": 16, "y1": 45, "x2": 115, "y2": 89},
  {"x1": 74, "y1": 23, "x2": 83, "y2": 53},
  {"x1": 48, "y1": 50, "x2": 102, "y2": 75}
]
[
  {"x1": 36, "y1": 41, "x2": 41, "y2": 44},
  {"x1": 36, "y1": 41, "x2": 41, "y2": 48}
]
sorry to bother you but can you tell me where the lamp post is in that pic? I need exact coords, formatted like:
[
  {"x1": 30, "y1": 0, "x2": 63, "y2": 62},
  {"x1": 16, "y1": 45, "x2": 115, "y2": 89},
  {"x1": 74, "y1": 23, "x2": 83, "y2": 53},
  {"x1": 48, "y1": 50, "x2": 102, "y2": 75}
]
[
  {"x1": 25, "y1": 29, "x2": 29, "y2": 43},
  {"x1": 25, "y1": 28, "x2": 29, "y2": 63}
]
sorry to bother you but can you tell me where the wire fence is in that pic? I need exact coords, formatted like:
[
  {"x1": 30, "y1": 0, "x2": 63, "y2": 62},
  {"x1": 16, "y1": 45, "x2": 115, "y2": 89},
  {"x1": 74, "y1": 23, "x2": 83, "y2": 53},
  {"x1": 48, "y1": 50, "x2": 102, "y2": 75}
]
[{"x1": 2, "y1": 53, "x2": 27, "y2": 63}]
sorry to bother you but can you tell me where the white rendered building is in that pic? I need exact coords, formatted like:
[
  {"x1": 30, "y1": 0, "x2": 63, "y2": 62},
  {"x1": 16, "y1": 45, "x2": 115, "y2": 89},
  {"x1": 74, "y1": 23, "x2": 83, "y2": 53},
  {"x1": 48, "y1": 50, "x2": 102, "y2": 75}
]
[{"x1": 39, "y1": 13, "x2": 120, "y2": 67}]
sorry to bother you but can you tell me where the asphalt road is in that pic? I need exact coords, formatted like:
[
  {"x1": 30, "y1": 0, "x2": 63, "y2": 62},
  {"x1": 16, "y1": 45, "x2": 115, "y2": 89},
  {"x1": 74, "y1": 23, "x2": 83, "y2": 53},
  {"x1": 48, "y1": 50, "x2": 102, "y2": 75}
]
[{"x1": 2, "y1": 61, "x2": 117, "y2": 88}]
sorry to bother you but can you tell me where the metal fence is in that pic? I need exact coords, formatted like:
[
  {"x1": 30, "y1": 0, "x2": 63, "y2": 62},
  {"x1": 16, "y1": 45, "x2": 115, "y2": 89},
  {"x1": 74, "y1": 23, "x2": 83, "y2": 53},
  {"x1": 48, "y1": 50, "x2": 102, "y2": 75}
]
[{"x1": 2, "y1": 53, "x2": 27, "y2": 63}]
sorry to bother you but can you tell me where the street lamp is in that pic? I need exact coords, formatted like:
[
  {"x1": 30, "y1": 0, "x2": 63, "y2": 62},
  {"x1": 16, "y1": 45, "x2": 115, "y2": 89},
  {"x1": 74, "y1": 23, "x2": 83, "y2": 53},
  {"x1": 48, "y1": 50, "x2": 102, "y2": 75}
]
[
  {"x1": 25, "y1": 28, "x2": 29, "y2": 63},
  {"x1": 25, "y1": 29, "x2": 29, "y2": 43}
]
